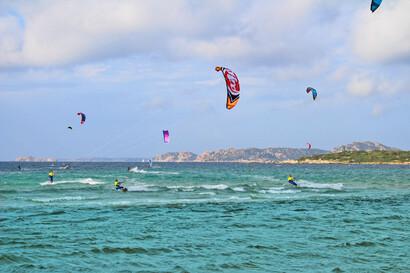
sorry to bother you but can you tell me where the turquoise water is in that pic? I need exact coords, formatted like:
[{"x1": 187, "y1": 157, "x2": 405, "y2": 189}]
[{"x1": 1, "y1": 162, "x2": 409, "y2": 272}]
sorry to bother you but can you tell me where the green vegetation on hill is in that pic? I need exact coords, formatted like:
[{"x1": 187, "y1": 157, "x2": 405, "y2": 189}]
[{"x1": 299, "y1": 151, "x2": 410, "y2": 164}]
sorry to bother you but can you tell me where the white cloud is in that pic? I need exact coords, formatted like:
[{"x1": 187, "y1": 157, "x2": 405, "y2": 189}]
[
  {"x1": 346, "y1": 72, "x2": 408, "y2": 97},
  {"x1": 0, "y1": 0, "x2": 195, "y2": 67},
  {"x1": 347, "y1": 74, "x2": 374, "y2": 96},
  {"x1": 0, "y1": 15, "x2": 24, "y2": 66},
  {"x1": 329, "y1": 66, "x2": 348, "y2": 82},
  {"x1": 271, "y1": 61, "x2": 329, "y2": 81},
  {"x1": 75, "y1": 64, "x2": 108, "y2": 78},
  {"x1": 0, "y1": 0, "x2": 341, "y2": 68},
  {"x1": 351, "y1": 0, "x2": 410, "y2": 63}
]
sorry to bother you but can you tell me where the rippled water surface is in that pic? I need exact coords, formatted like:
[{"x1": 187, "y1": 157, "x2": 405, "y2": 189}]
[{"x1": 1, "y1": 162, "x2": 409, "y2": 272}]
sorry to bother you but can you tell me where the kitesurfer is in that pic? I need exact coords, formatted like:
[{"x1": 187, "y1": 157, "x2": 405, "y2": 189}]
[
  {"x1": 48, "y1": 170, "x2": 55, "y2": 183},
  {"x1": 18, "y1": 164, "x2": 21, "y2": 171},
  {"x1": 114, "y1": 179, "x2": 124, "y2": 190},
  {"x1": 288, "y1": 174, "x2": 297, "y2": 186}
]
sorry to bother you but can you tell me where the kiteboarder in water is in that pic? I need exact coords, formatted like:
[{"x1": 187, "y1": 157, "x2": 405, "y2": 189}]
[
  {"x1": 114, "y1": 179, "x2": 121, "y2": 189},
  {"x1": 114, "y1": 179, "x2": 127, "y2": 191},
  {"x1": 48, "y1": 170, "x2": 54, "y2": 183},
  {"x1": 288, "y1": 174, "x2": 297, "y2": 186}
]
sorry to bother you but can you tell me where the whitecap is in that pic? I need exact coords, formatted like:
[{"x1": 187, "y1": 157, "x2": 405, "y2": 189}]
[
  {"x1": 259, "y1": 187, "x2": 299, "y2": 194},
  {"x1": 232, "y1": 187, "x2": 245, "y2": 192},
  {"x1": 39, "y1": 178, "x2": 104, "y2": 186},
  {"x1": 166, "y1": 184, "x2": 229, "y2": 191},
  {"x1": 199, "y1": 192, "x2": 216, "y2": 195},
  {"x1": 79, "y1": 178, "x2": 104, "y2": 185},
  {"x1": 129, "y1": 167, "x2": 147, "y2": 173},
  {"x1": 297, "y1": 180, "x2": 344, "y2": 190},
  {"x1": 201, "y1": 184, "x2": 229, "y2": 190},
  {"x1": 129, "y1": 168, "x2": 179, "y2": 175},
  {"x1": 126, "y1": 184, "x2": 158, "y2": 192},
  {"x1": 166, "y1": 185, "x2": 195, "y2": 191},
  {"x1": 31, "y1": 196, "x2": 95, "y2": 203}
]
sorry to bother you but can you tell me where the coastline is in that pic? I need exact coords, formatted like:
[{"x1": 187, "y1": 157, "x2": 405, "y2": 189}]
[
  {"x1": 296, "y1": 159, "x2": 410, "y2": 165},
  {"x1": 153, "y1": 159, "x2": 410, "y2": 165}
]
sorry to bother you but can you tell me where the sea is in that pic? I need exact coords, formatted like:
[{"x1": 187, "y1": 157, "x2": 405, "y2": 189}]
[{"x1": 1, "y1": 162, "x2": 409, "y2": 273}]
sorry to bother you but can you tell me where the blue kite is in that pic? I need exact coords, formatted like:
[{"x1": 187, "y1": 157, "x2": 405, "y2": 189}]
[
  {"x1": 370, "y1": 0, "x2": 382, "y2": 13},
  {"x1": 306, "y1": 87, "x2": 317, "y2": 101}
]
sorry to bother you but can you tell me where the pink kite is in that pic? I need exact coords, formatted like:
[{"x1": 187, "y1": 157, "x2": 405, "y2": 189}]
[{"x1": 163, "y1": 130, "x2": 170, "y2": 143}]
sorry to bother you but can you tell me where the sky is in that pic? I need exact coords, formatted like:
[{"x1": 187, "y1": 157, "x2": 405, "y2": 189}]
[{"x1": 0, "y1": 0, "x2": 409, "y2": 160}]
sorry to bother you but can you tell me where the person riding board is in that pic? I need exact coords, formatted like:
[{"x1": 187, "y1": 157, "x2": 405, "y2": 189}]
[
  {"x1": 114, "y1": 179, "x2": 127, "y2": 191},
  {"x1": 114, "y1": 179, "x2": 122, "y2": 189},
  {"x1": 48, "y1": 170, "x2": 54, "y2": 183},
  {"x1": 288, "y1": 174, "x2": 297, "y2": 186}
]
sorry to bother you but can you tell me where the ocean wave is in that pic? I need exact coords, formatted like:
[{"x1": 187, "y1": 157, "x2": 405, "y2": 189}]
[
  {"x1": 128, "y1": 167, "x2": 146, "y2": 173},
  {"x1": 232, "y1": 187, "x2": 245, "y2": 192},
  {"x1": 296, "y1": 180, "x2": 344, "y2": 190},
  {"x1": 166, "y1": 184, "x2": 229, "y2": 191},
  {"x1": 0, "y1": 254, "x2": 34, "y2": 263},
  {"x1": 227, "y1": 196, "x2": 252, "y2": 201},
  {"x1": 39, "y1": 178, "x2": 104, "y2": 186},
  {"x1": 259, "y1": 187, "x2": 300, "y2": 194},
  {"x1": 107, "y1": 196, "x2": 256, "y2": 207},
  {"x1": 199, "y1": 192, "x2": 216, "y2": 195},
  {"x1": 201, "y1": 184, "x2": 229, "y2": 190},
  {"x1": 91, "y1": 246, "x2": 172, "y2": 255},
  {"x1": 30, "y1": 196, "x2": 97, "y2": 203},
  {"x1": 120, "y1": 182, "x2": 341, "y2": 195},
  {"x1": 117, "y1": 182, "x2": 222, "y2": 192},
  {"x1": 126, "y1": 183, "x2": 159, "y2": 192},
  {"x1": 166, "y1": 185, "x2": 194, "y2": 191},
  {"x1": 129, "y1": 167, "x2": 179, "y2": 175},
  {"x1": 239, "y1": 174, "x2": 281, "y2": 182}
]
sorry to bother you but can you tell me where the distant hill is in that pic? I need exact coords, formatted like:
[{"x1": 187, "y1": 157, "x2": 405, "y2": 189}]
[
  {"x1": 154, "y1": 152, "x2": 197, "y2": 162},
  {"x1": 299, "y1": 151, "x2": 410, "y2": 164},
  {"x1": 154, "y1": 141, "x2": 406, "y2": 163},
  {"x1": 332, "y1": 141, "x2": 399, "y2": 153},
  {"x1": 16, "y1": 156, "x2": 56, "y2": 162},
  {"x1": 154, "y1": 147, "x2": 328, "y2": 163},
  {"x1": 67, "y1": 157, "x2": 147, "y2": 162}
]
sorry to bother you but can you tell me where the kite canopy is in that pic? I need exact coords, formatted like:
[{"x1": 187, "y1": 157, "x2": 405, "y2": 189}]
[
  {"x1": 77, "y1": 112, "x2": 86, "y2": 124},
  {"x1": 370, "y1": 0, "x2": 382, "y2": 12},
  {"x1": 306, "y1": 143, "x2": 312, "y2": 150},
  {"x1": 163, "y1": 130, "x2": 169, "y2": 143},
  {"x1": 306, "y1": 87, "x2": 317, "y2": 101},
  {"x1": 216, "y1": 66, "x2": 240, "y2": 110},
  {"x1": 67, "y1": 126, "x2": 73, "y2": 130}
]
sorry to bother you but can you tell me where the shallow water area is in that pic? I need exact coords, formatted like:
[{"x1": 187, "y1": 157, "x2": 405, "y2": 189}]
[{"x1": 1, "y1": 162, "x2": 410, "y2": 272}]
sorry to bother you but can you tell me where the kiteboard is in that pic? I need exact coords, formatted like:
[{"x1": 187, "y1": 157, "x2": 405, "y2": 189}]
[
  {"x1": 288, "y1": 181, "x2": 298, "y2": 186},
  {"x1": 115, "y1": 188, "x2": 128, "y2": 192}
]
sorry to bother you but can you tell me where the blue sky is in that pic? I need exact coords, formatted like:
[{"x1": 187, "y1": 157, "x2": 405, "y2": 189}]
[{"x1": 0, "y1": 0, "x2": 409, "y2": 160}]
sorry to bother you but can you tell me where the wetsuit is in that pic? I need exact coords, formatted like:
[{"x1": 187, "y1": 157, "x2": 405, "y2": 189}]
[
  {"x1": 288, "y1": 176, "x2": 297, "y2": 186},
  {"x1": 114, "y1": 180, "x2": 123, "y2": 190},
  {"x1": 48, "y1": 171, "x2": 54, "y2": 183}
]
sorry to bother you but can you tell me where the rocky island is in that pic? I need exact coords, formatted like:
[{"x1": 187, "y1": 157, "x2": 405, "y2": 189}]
[{"x1": 154, "y1": 141, "x2": 409, "y2": 164}]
